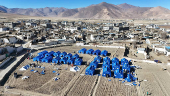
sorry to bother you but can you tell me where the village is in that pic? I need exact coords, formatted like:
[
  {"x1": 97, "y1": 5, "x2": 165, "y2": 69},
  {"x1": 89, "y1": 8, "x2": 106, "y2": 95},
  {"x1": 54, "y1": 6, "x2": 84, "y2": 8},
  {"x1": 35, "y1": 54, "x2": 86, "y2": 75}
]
[{"x1": 0, "y1": 19, "x2": 170, "y2": 96}]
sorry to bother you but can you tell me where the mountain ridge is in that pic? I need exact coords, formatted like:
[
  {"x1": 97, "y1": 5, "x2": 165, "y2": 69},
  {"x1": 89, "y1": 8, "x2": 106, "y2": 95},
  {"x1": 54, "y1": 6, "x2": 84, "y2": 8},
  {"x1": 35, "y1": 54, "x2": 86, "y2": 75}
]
[{"x1": 0, "y1": 2, "x2": 170, "y2": 19}]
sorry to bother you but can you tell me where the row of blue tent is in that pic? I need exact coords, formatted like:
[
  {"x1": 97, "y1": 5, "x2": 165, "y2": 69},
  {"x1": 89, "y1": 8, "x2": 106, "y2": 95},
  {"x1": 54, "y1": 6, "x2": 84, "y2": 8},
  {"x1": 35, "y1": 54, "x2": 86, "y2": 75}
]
[
  {"x1": 85, "y1": 56, "x2": 137, "y2": 82},
  {"x1": 79, "y1": 48, "x2": 108, "y2": 56},
  {"x1": 33, "y1": 50, "x2": 83, "y2": 65}
]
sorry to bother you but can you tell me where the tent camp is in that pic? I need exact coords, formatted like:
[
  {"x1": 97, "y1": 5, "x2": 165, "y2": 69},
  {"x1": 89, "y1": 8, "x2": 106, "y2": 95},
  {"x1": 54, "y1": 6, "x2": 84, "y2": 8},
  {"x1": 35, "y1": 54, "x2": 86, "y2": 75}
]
[
  {"x1": 74, "y1": 58, "x2": 83, "y2": 66},
  {"x1": 86, "y1": 49, "x2": 94, "y2": 54},
  {"x1": 93, "y1": 49, "x2": 101, "y2": 55},
  {"x1": 78, "y1": 48, "x2": 87, "y2": 54},
  {"x1": 53, "y1": 51, "x2": 61, "y2": 57},
  {"x1": 101, "y1": 50, "x2": 108, "y2": 56},
  {"x1": 52, "y1": 57, "x2": 61, "y2": 64},
  {"x1": 85, "y1": 66, "x2": 95, "y2": 76},
  {"x1": 94, "y1": 56, "x2": 102, "y2": 63},
  {"x1": 90, "y1": 61, "x2": 98, "y2": 69},
  {"x1": 102, "y1": 66, "x2": 111, "y2": 78},
  {"x1": 60, "y1": 57, "x2": 68, "y2": 64}
]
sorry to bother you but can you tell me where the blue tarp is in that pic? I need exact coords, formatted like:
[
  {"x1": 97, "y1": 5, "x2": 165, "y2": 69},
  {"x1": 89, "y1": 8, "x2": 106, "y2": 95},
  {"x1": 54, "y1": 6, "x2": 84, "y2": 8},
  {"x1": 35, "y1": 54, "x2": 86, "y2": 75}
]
[{"x1": 101, "y1": 50, "x2": 108, "y2": 56}]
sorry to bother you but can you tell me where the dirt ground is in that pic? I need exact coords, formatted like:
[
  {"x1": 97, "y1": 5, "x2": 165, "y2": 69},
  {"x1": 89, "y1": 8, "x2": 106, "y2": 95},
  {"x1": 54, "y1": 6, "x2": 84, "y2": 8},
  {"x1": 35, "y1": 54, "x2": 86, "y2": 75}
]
[{"x1": 5, "y1": 46, "x2": 170, "y2": 96}]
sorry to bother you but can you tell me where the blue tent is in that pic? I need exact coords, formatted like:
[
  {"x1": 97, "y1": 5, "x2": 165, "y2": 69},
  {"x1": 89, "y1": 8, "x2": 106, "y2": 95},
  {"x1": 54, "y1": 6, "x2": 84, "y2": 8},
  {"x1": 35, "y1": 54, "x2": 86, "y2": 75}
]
[
  {"x1": 101, "y1": 50, "x2": 108, "y2": 56},
  {"x1": 65, "y1": 53, "x2": 72, "y2": 59},
  {"x1": 114, "y1": 69, "x2": 124, "y2": 78},
  {"x1": 38, "y1": 50, "x2": 48, "y2": 56},
  {"x1": 33, "y1": 55, "x2": 45, "y2": 62},
  {"x1": 41, "y1": 56, "x2": 53, "y2": 63},
  {"x1": 90, "y1": 61, "x2": 98, "y2": 69},
  {"x1": 122, "y1": 63, "x2": 131, "y2": 73},
  {"x1": 85, "y1": 66, "x2": 95, "y2": 76},
  {"x1": 112, "y1": 57, "x2": 119, "y2": 64},
  {"x1": 103, "y1": 57, "x2": 110, "y2": 64},
  {"x1": 53, "y1": 51, "x2": 61, "y2": 57},
  {"x1": 102, "y1": 66, "x2": 111, "y2": 77},
  {"x1": 125, "y1": 73, "x2": 137, "y2": 82},
  {"x1": 67, "y1": 58, "x2": 74, "y2": 64},
  {"x1": 112, "y1": 61, "x2": 120, "y2": 71},
  {"x1": 112, "y1": 57, "x2": 120, "y2": 70},
  {"x1": 45, "y1": 51, "x2": 55, "y2": 57},
  {"x1": 86, "y1": 49, "x2": 94, "y2": 54},
  {"x1": 74, "y1": 58, "x2": 83, "y2": 66},
  {"x1": 72, "y1": 54, "x2": 79, "y2": 59},
  {"x1": 94, "y1": 56, "x2": 102, "y2": 63},
  {"x1": 102, "y1": 62, "x2": 110, "y2": 68},
  {"x1": 60, "y1": 57, "x2": 68, "y2": 64},
  {"x1": 78, "y1": 48, "x2": 87, "y2": 54},
  {"x1": 121, "y1": 58, "x2": 129, "y2": 65},
  {"x1": 93, "y1": 49, "x2": 101, "y2": 55},
  {"x1": 52, "y1": 57, "x2": 61, "y2": 64},
  {"x1": 60, "y1": 52, "x2": 67, "y2": 58}
]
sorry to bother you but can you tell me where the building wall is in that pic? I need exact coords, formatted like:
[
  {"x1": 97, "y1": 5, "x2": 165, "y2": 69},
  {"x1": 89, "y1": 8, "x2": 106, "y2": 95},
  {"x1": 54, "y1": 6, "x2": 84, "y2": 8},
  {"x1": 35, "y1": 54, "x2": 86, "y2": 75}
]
[
  {"x1": 5, "y1": 46, "x2": 15, "y2": 53},
  {"x1": 16, "y1": 46, "x2": 23, "y2": 53},
  {"x1": 0, "y1": 54, "x2": 6, "y2": 61}
]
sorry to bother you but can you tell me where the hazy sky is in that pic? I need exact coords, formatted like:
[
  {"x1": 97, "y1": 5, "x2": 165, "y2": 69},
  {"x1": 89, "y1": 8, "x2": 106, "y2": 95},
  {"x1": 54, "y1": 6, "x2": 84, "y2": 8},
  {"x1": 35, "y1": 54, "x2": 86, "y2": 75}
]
[{"x1": 1, "y1": 0, "x2": 170, "y2": 9}]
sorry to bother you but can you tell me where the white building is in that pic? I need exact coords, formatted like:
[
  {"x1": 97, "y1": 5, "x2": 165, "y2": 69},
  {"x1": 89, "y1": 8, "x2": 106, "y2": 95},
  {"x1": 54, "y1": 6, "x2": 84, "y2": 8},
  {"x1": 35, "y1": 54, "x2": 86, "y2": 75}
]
[{"x1": 0, "y1": 27, "x2": 9, "y2": 32}]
